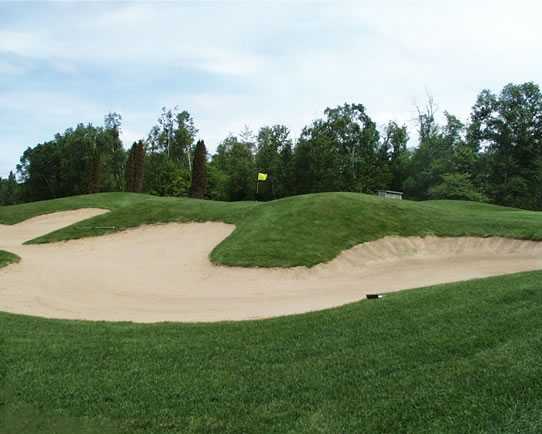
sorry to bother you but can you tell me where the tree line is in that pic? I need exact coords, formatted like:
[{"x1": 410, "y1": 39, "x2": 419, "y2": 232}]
[{"x1": 2, "y1": 82, "x2": 542, "y2": 210}]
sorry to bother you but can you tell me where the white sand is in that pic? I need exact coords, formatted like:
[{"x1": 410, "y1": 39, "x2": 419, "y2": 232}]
[{"x1": 1, "y1": 209, "x2": 541, "y2": 323}]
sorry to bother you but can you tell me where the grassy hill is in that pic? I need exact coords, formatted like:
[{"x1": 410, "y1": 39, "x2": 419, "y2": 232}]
[
  {"x1": 1, "y1": 192, "x2": 542, "y2": 267},
  {"x1": 1, "y1": 193, "x2": 542, "y2": 432},
  {"x1": 1, "y1": 271, "x2": 542, "y2": 433}
]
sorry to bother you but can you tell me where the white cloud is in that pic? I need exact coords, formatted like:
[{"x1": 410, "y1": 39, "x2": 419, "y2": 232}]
[
  {"x1": 0, "y1": 30, "x2": 43, "y2": 57},
  {"x1": 0, "y1": 3, "x2": 275, "y2": 78},
  {"x1": 0, "y1": 60, "x2": 24, "y2": 75},
  {"x1": 2, "y1": 1, "x2": 542, "y2": 177},
  {"x1": 120, "y1": 128, "x2": 146, "y2": 146}
]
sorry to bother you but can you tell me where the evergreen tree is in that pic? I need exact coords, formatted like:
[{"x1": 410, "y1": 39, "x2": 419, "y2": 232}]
[
  {"x1": 125, "y1": 144, "x2": 136, "y2": 192},
  {"x1": 87, "y1": 148, "x2": 102, "y2": 194},
  {"x1": 0, "y1": 171, "x2": 20, "y2": 205},
  {"x1": 134, "y1": 141, "x2": 146, "y2": 193},
  {"x1": 189, "y1": 140, "x2": 208, "y2": 199}
]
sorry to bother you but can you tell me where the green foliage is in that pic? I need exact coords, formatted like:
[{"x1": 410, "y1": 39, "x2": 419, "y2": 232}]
[
  {"x1": 469, "y1": 82, "x2": 542, "y2": 210},
  {"x1": 6, "y1": 82, "x2": 542, "y2": 210},
  {"x1": 125, "y1": 141, "x2": 145, "y2": 193},
  {"x1": 144, "y1": 156, "x2": 190, "y2": 197},
  {"x1": 146, "y1": 107, "x2": 197, "y2": 171},
  {"x1": 2, "y1": 271, "x2": 542, "y2": 433},
  {"x1": 430, "y1": 173, "x2": 487, "y2": 201},
  {"x1": 189, "y1": 140, "x2": 208, "y2": 199},
  {"x1": 404, "y1": 105, "x2": 480, "y2": 200},
  {"x1": 144, "y1": 107, "x2": 197, "y2": 197},
  {"x1": 125, "y1": 144, "x2": 136, "y2": 192},
  {"x1": 102, "y1": 113, "x2": 126, "y2": 191},
  {"x1": 16, "y1": 118, "x2": 126, "y2": 201},
  {"x1": 2, "y1": 192, "x2": 541, "y2": 268},
  {"x1": 0, "y1": 172, "x2": 21, "y2": 205},
  {"x1": 294, "y1": 103, "x2": 389, "y2": 194},
  {"x1": 133, "y1": 141, "x2": 145, "y2": 193},
  {"x1": 86, "y1": 148, "x2": 102, "y2": 194},
  {"x1": 211, "y1": 135, "x2": 256, "y2": 201},
  {"x1": 382, "y1": 121, "x2": 410, "y2": 191},
  {"x1": 255, "y1": 125, "x2": 295, "y2": 200},
  {"x1": 206, "y1": 165, "x2": 230, "y2": 201}
]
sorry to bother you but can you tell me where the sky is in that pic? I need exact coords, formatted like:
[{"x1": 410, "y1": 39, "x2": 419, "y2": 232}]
[{"x1": 1, "y1": 0, "x2": 542, "y2": 178}]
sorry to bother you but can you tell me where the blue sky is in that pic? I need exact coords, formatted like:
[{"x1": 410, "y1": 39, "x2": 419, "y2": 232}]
[{"x1": 1, "y1": 0, "x2": 541, "y2": 177}]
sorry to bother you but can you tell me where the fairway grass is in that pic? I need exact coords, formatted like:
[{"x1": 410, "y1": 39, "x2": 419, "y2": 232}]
[
  {"x1": 1, "y1": 271, "x2": 542, "y2": 433},
  {"x1": 1, "y1": 192, "x2": 541, "y2": 267}
]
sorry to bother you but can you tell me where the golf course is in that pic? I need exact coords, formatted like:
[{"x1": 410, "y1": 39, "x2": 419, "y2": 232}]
[
  {"x1": 3, "y1": 1, "x2": 542, "y2": 432},
  {"x1": 1, "y1": 192, "x2": 542, "y2": 433}
]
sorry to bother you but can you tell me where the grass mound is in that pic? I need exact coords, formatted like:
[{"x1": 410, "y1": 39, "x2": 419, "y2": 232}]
[
  {"x1": 0, "y1": 250, "x2": 20, "y2": 269},
  {"x1": 1, "y1": 192, "x2": 541, "y2": 267},
  {"x1": 1, "y1": 271, "x2": 542, "y2": 433}
]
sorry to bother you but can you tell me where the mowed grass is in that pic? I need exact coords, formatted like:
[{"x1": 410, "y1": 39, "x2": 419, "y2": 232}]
[
  {"x1": 1, "y1": 194, "x2": 542, "y2": 432},
  {"x1": 1, "y1": 271, "x2": 542, "y2": 433},
  {"x1": 1, "y1": 192, "x2": 541, "y2": 267},
  {"x1": 0, "y1": 250, "x2": 19, "y2": 268}
]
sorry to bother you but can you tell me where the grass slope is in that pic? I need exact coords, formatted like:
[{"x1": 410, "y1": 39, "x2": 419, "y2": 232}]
[
  {"x1": 0, "y1": 250, "x2": 20, "y2": 269},
  {"x1": 1, "y1": 271, "x2": 542, "y2": 433},
  {"x1": 1, "y1": 192, "x2": 541, "y2": 267}
]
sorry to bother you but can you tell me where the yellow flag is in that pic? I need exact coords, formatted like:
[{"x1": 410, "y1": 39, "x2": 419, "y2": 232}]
[{"x1": 257, "y1": 172, "x2": 268, "y2": 181}]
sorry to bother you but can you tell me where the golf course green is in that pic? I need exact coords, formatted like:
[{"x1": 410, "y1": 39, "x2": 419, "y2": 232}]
[{"x1": 1, "y1": 192, "x2": 542, "y2": 433}]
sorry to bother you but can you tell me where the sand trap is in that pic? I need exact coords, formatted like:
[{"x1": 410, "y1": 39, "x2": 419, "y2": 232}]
[{"x1": 1, "y1": 209, "x2": 541, "y2": 322}]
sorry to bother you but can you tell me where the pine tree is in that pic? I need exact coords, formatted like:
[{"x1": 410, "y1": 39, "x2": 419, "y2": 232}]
[
  {"x1": 4, "y1": 171, "x2": 19, "y2": 205},
  {"x1": 125, "y1": 144, "x2": 136, "y2": 192},
  {"x1": 87, "y1": 149, "x2": 102, "y2": 194},
  {"x1": 189, "y1": 140, "x2": 208, "y2": 198},
  {"x1": 134, "y1": 141, "x2": 146, "y2": 193}
]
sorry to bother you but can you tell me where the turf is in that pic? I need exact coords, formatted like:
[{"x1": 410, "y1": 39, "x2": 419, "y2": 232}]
[
  {"x1": 0, "y1": 250, "x2": 19, "y2": 268},
  {"x1": 0, "y1": 192, "x2": 541, "y2": 267},
  {"x1": 1, "y1": 271, "x2": 542, "y2": 433}
]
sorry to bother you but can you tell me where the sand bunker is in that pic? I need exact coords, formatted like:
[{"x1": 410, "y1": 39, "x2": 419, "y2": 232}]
[{"x1": 1, "y1": 209, "x2": 541, "y2": 322}]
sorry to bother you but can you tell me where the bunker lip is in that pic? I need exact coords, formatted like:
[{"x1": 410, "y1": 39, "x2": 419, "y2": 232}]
[{"x1": 0, "y1": 210, "x2": 541, "y2": 323}]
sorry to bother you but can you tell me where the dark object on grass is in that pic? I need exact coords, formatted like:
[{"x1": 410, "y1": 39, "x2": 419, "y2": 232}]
[{"x1": 366, "y1": 294, "x2": 384, "y2": 300}]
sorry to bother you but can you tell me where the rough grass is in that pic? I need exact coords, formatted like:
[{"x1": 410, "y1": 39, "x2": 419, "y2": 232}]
[
  {"x1": 1, "y1": 192, "x2": 541, "y2": 267},
  {"x1": 0, "y1": 250, "x2": 20, "y2": 268},
  {"x1": 2, "y1": 271, "x2": 542, "y2": 433}
]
